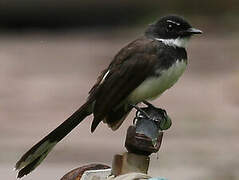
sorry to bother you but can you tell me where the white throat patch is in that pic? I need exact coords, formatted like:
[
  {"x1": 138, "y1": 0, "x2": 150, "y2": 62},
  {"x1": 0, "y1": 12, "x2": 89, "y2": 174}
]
[{"x1": 155, "y1": 37, "x2": 189, "y2": 48}]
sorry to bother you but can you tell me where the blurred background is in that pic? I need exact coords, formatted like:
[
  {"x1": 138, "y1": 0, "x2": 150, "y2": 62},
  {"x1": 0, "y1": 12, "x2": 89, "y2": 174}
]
[{"x1": 1, "y1": 0, "x2": 239, "y2": 179}]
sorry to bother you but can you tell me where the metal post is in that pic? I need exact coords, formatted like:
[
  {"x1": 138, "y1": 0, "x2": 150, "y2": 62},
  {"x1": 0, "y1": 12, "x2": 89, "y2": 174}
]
[{"x1": 60, "y1": 104, "x2": 171, "y2": 180}]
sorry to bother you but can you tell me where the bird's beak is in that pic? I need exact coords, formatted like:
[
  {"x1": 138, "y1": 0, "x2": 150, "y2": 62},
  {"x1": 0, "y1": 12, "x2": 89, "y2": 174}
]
[{"x1": 186, "y1": 27, "x2": 203, "y2": 34}]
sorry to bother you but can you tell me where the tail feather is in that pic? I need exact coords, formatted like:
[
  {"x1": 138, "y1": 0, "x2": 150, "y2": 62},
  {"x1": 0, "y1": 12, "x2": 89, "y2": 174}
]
[
  {"x1": 15, "y1": 101, "x2": 92, "y2": 178},
  {"x1": 17, "y1": 142, "x2": 55, "y2": 178}
]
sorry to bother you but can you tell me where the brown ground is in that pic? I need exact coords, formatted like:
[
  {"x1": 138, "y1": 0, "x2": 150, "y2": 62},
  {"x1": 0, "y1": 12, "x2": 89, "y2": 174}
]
[{"x1": 0, "y1": 30, "x2": 239, "y2": 180}]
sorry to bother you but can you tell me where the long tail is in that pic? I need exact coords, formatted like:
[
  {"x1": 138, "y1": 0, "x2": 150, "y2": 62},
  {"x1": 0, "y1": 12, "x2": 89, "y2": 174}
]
[{"x1": 15, "y1": 101, "x2": 92, "y2": 178}]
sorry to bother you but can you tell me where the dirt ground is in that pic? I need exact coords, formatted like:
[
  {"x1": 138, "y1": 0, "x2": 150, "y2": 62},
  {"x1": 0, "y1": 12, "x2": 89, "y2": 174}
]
[{"x1": 0, "y1": 30, "x2": 239, "y2": 180}]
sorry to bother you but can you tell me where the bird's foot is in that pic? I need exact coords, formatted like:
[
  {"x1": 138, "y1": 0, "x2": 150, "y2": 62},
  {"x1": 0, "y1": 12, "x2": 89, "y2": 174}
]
[{"x1": 130, "y1": 104, "x2": 151, "y2": 119}]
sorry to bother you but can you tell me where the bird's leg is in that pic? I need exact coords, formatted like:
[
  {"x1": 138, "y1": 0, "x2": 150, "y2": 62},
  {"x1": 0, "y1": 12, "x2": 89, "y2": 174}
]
[
  {"x1": 130, "y1": 104, "x2": 151, "y2": 119},
  {"x1": 142, "y1": 101, "x2": 155, "y2": 108}
]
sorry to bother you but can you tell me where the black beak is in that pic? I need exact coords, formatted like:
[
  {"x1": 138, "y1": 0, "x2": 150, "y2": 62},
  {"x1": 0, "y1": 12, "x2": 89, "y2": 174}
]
[{"x1": 186, "y1": 27, "x2": 203, "y2": 34}]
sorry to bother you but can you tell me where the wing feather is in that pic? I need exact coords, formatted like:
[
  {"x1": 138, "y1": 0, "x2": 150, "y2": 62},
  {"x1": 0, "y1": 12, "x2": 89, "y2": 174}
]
[{"x1": 91, "y1": 52, "x2": 157, "y2": 131}]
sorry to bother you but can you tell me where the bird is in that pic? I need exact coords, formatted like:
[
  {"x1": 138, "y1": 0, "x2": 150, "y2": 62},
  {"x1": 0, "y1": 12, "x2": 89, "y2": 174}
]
[{"x1": 15, "y1": 15, "x2": 202, "y2": 178}]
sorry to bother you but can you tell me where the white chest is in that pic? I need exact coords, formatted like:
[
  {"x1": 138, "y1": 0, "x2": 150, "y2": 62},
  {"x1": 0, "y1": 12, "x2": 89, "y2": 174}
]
[{"x1": 128, "y1": 60, "x2": 187, "y2": 103}]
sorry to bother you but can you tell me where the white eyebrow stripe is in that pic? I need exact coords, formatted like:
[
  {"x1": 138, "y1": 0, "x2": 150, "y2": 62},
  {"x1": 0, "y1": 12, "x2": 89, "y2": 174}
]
[{"x1": 166, "y1": 20, "x2": 180, "y2": 26}]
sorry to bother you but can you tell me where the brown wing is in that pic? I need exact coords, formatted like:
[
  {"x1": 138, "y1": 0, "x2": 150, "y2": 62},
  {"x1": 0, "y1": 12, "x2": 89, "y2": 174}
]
[{"x1": 90, "y1": 37, "x2": 158, "y2": 132}]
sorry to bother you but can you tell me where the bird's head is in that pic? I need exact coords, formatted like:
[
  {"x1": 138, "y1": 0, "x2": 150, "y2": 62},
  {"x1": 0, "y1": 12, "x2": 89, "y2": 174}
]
[{"x1": 145, "y1": 15, "x2": 202, "y2": 48}]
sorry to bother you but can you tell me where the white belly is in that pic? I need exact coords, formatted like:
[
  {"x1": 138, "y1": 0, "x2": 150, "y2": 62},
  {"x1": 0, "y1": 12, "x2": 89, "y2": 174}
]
[{"x1": 128, "y1": 60, "x2": 187, "y2": 103}]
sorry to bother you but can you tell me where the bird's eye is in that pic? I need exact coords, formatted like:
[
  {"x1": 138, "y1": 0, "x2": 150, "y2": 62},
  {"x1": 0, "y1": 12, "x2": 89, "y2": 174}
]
[{"x1": 167, "y1": 24, "x2": 173, "y2": 31}]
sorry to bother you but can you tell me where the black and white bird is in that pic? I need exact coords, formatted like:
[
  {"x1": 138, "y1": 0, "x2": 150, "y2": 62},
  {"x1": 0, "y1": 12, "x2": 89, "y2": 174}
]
[{"x1": 15, "y1": 15, "x2": 202, "y2": 178}]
